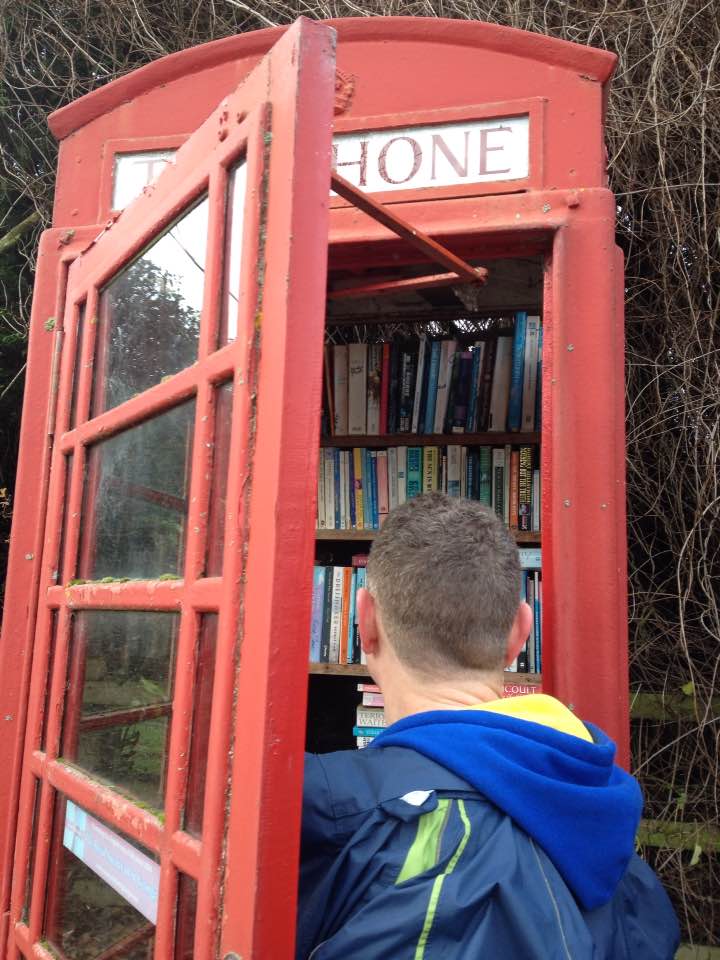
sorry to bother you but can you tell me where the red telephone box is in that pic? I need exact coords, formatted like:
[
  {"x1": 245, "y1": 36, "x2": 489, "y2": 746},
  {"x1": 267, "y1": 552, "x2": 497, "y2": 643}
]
[{"x1": 0, "y1": 17, "x2": 626, "y2": 960}]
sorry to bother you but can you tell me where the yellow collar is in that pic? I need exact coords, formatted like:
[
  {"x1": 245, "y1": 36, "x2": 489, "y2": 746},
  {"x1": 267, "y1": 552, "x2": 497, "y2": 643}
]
[{"x1": 470, "y1": 694, "x2": 592, "y2": 742}]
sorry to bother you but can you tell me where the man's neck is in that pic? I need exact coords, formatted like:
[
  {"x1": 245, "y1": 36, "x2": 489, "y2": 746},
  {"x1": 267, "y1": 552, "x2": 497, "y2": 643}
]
[{"x1": 380, "y1": 672, "x2": 504, "y2": 726}]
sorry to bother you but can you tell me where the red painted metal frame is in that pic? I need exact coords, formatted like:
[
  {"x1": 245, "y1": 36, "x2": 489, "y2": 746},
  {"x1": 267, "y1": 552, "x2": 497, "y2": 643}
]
[{"x1": 3, "y1": 18, "x2": 335, "y2": 960}]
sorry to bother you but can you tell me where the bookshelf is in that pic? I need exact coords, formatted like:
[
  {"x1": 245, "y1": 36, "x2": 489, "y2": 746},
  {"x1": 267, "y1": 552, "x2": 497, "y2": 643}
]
[{"x1": 308, "y1": 256, "x2": 544, "y2": 752}]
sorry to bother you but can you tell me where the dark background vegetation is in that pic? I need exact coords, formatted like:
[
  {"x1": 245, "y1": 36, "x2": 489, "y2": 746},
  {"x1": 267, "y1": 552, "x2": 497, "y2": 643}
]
[{"x1": 1, "y1": 0, "x2": 718, "y2": 945}]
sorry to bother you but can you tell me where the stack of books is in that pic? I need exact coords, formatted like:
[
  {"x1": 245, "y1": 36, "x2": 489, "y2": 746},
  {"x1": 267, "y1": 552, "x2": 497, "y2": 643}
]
[
  {"x1": 323, "y1": 312, "x2": 542, "y2": 437},
  {"x1": 353, "y1": 689, "x2": 386, "y2": 748},
  {"x1": 316, "y1": 444, "x2": 540, "y2": 532}
]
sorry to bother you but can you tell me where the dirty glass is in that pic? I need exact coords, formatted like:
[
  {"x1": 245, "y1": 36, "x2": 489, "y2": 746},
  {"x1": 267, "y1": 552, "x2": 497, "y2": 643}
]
[
  {"x1": 219, "y1": 161, "x2": 247, "y2": 345},
  {"x1": 183, "y1": 614, "x2": 217, "y2": 837},
  {"x1": 92, "y1": 197, "x2": 208, "y2": 416},
  {"x1": 61, "y1": 610, "x2": 178, "y2": 810},
  {"x1": 204, "y1": 382, "x2": 233, "y2": 576},
  {"x1": 47, "y1": 797, "x2": 157, "y2": 960},
  {"x1": 79, "y1": 399, "x2": 195, "y2": 581}
]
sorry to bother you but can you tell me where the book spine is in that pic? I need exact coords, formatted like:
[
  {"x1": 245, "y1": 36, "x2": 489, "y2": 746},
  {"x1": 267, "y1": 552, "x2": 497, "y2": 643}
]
[
  {"x1": 347, "y1": 342, "x2": 368, "y2": 436},
  {"x1": 447, "y1": 444, "x2": 462, "y2": 497},
  {"x1": 362, "y1": 449, "x2": 372, "y2": 530},
  {"x1": 398, "y1": 346, "x2": 416, "y2": 432},
  {"x1": 356, "y1": 566, "x2": 367, "y2": 664},
  {"x1": 406, "y1": 447, "x2": 422, "y2": 499},
  {"x1": 507, "y1": 312, "x2": 528, "y2": 431},
  {"x1": 356, "y1": 682, "x2": 381, "y2": 693},
  {"x1": 333, "y1": 449, "x2": 341, "y2": 529},
  {"x1": 388, "y1": 343, "x2": 400, "y2": 434},
  {"x1": 518, "y1": 446, "x2": 533, "y2": 532},
  {"x1": 316, "y1": 458, "x2": 326, "y2": 529},
  {"x1": 535, "y1": 325, "x2": 543, "y2": 431},
  {"x1": 477, "y1": 337, "x2": 497, "y2": 432},
  {"x1": 434, "y1": 341, "x2": 457, "y2": 433},
  {"x1": 488, "y1": 335, "x2": 513, "y2": 431},
  {"x1": 478, "y1": 446, "x2": 492, "y2": 505},
  {"x1": 450, "y1": 351, "x2": 474, "y2": 432},
  {"x1": 362, "y1": 692, "x2": 385, "y2": 707},
  {"x1": 309, "y1": 566, "x2": 326, "y2": 662},
  {"x1": 338, "y1": 566, "x2": 351, "y2": 665},
  {"x1": 366, "y1": 344, "x2": 382, "y2": 435},
  {"x1": 411, "y1": 335, "x2": 428, "y2": 433},
  {"x1": 503, "y1": 444, "x2": 511, "y2": 526},
  {"x1": 376, "y1": 450, "x2": 389, "y2": 525},
  {"x1": 492, "y1": 447, "x2": 505, "y2": 520},
  {"x1": 328, "y1": 567, "x2": 345, "y2": 663},
  {"x1": 464, "y1": 447, "x2": 474, "y2": 500},
  {"x1": 396, "y1": 446, "x2": 407, "y2": 505},
  {"x1": 356, "y1": 707, "x2": 386, "y2": 728},
  {"x1": 369, "y1": 451, "x2": 379, "y2": 528},
  {"x1": 424, "y1": 340, "x2": 441, "y2": 434},
  {"x1": 324, "y1": 449, "x2": 335, "y2": 529},
  {"x1": 509, "y1": 450, "x2": 520, "y2": 529},
  {"x1": 347, "y1": 568, "x2": 357, "y2": 664},
  {"x1": 339, "y1": 450, "x2": 348, "y2": 530},
  {"x1": 379, "y1": 342, "x2": 391, "y2": 435},
  {"x1": 356, "y1": 736, "x2": 376, "y2": 748},
  {"x1": 332, "y1": 345, "x2": 349, "y2": 435},
  {"x1": 353, "y1": 447, "x2": 364, "y2": 530},
  {"x1": 353, "y1": 726, "x2": 385, "y2": 738},
  {"x1": 423, "y1": 446, "x2": 439, "y2": 492},
  {"x1": 521, "y1": 316, "x2": 540, "y2": 432},
  {"x1": 388, "y1": 446, "x2": 399, "y2": 512},
  {"x1": 467, "y1": 343, "x2": 484, "y2": 432},
  {"x1": 324, "y1": 344, "x2": 335, "y2": 437},
  {"x1": 320, "y1": 568, "x2": 333, "y2": 662},
  {"x1": 535, "y1": 575, "x2": 542, "y2": 672},
  {"x1": 348, "y1": 449, "x2": 356, "y2": 529},
  {"x1": 519, "y1": 547, "x2": 542, "y2": 569},
  {"x1": 532, "y1": 468, "x2": 541, "y2": 531}
]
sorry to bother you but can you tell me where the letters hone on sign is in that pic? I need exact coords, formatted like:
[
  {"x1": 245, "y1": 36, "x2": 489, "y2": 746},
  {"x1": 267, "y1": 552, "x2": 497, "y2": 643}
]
[{"x1": 112, "y1": 115, "x2": 530, "y2": 209}]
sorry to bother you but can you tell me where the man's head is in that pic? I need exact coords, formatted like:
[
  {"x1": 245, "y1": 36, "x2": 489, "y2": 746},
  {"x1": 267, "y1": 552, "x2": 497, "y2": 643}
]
[{"x1": 358, "y1": 493, "x2": 531, "y2": 686}]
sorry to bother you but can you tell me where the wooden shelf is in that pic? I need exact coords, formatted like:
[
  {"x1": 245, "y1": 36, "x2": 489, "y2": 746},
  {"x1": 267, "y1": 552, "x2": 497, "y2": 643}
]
[
  {"x1": 309, "y1": 662, "x2": 541, "y2": 685},
  {"x1": 317, "y1": 528, "x2": 540, "y2": 543},
  {"x1": 321, "y1": 432, "x2": 539, "y2": 448}
]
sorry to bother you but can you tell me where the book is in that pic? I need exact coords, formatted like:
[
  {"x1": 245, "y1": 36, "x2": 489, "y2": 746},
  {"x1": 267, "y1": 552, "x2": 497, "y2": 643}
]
[
  {"x1": 535, "y1": 575, "x2": 542, "y2": 672},
  {"x1": 388, "y1": 446, "x2": 399, "y2": 511},
  {"x1": 466, "y1": 342, "x2": 485, "y2": 432},
  {"x1": 509, "y1": 449, "x2": 519, "y2": 529},
  {"x1": 477, "y1": 337, "x2": 497, "y2": 431},
  {"x1": 503, "y1": 444, "x2": 511, "y2": 526},
  {"x1": 338, "y1": 566, "x2": 352, "y2": 664},
  {"x1": 447, "y1": 444, "x2": 462, "y2": 497},
  {"x1": 535, "y1": 324, "x2": 543, "y2": 431},
  {"x1": 398, "y1": 342, "x2": 417, "y2": 432},
  {"x1": 353, "y1": 447, "x2": 364, "y2": 530},
  {"x1": 347, "y1": 567, "x2": 358, "y2": 664},
  {"x1": 309, "y1": 566, "x2": 326, "y2": 662},
  {"x1": 320, "y1": 567, "x2": 333, "y2": 662},
  {"x1": 323, "y1": 448, "x2": 335, "y2": 528},
  {"x1": 532, "y1": 468, "x2": 541, "y2": 531},
  {"x1": 423, "y1": 447, "x2": 439, "y2": 493},
  {"x1": 366, "y1": 344, "x2": 382, "y2": 435},
  {"x1": 519, "y1": 547, "x2": 542, "y2": 569},
  {"x1": 356, "y1": 736, "x2": 376, "y2": 748},
  {"x1": 379, "y1": 342, "x2": 391, "y2": 435},
  {"x1": 521, "y1": 316, "x2": 540, "y2": 431},
  {"x1": 369, "y1": 451, "x2": 379, "y2": 528},
  {"x1": 376, "y1": 450, "x2": 389, "y2": 525},
  {"x1": 477, "y1": 446, "x2": 492, "y2": 505},
  {"x1": 406, "y1": 447, "x2": 422, "y2": 499},
  {"x1": 328, "y1": 566, "x2": 345, "y2": 662},
  {"x1": 347, "y1": 342, "x2": 368, "y2": 435},
  {"x1": 396, "y1": 446, "x2": 407, "y2": 505},
  {"x1": 333, "y1": 345, "x2": 349, "y2": 434},
  {"x1": 353, "y1": 726, "x2": 385, "y2": 738},
  {"x1": 356, "y1": 683, "x2": 381, "y2": 693},
  {"x1": 507, "y1": 311, "x2": 528, "y2": 431},
  {"x1": 449, "y1": 351, "x2": 474, "y2": 432},
  {"x1": 488, "y1": 335, "x2": 513, "y2": 431},
  {"x1": 424, "y1": 340, "x2": 442, "y2": 434},
  {"x1": 518, "y1": 446, "x2": 533, "y2": 532},
  {"x1": 333, "y1": 448, "x2": 341, "y2": 529},
  {"x1": 362, "y1": 449, "x2": 372, "y2": 530},
  {"x1": 434, "y1": 340, "x2": 457, "y2": 433},
  {"x1": 356, "y1": 706, "x2": 386, "y2": 728},
  {"x1": 388, "y1": 343, "x2": 401, "y2": 434},
  {"x1": 411, "y1": 334, "x2": 428, "y2": 433},
  {"x1": 339, "y1": 450, "x2": 348, "y2": 529},
  {"x1": 362, "y1": 692, "x2": 385, "y2": 707},
  {"x1": 324, "y1": 345, "x2": 335, "y2": 436},
  {"x1": 316, "y1": 460, "x2": 326, "y2": 529},
  {"x1": 492, "y1": 447, "x2": 505, "y2": 520}
]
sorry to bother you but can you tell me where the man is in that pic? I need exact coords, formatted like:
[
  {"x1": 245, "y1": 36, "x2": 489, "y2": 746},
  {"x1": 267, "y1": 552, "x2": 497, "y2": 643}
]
[{"x1": 298, "y1": 494, "x2": 679, "y2": 959}]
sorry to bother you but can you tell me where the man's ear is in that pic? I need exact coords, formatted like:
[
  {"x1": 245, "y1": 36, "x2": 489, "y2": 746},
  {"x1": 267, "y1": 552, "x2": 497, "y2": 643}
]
[
  {"x1": 504, "y1": 601, "x2": 533, "y2": 668},
  {"x1": 356, "y1": 587, "x2": 380, "y2": 657}
]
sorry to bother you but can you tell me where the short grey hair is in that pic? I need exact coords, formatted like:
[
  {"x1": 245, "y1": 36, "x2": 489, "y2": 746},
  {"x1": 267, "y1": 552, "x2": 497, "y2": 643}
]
[{"x1": 366, "y1": 493, "x2": 521, "y2": 674}]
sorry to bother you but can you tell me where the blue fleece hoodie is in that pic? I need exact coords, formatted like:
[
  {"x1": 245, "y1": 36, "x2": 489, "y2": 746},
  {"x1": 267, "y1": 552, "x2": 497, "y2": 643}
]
[{"x1": 369, "y1": 706, "x2": 643, "y2": 910}]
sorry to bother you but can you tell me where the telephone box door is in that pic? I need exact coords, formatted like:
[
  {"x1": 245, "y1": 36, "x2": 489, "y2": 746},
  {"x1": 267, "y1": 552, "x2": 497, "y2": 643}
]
[{"x1": 7, "y1": 18, "x2": 335, "y2": 960}]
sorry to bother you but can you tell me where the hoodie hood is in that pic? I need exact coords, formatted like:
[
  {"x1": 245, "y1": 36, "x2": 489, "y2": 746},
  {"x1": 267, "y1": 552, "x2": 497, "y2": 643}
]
[{"x1": 369, "y1": 702, "x2": 643, "y2": 910}]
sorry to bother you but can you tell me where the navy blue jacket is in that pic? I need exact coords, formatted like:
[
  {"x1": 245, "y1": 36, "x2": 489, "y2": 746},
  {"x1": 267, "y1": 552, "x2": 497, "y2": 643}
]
[{"x1": 298, "y1": 709, "x2": 679, "y2": 959}]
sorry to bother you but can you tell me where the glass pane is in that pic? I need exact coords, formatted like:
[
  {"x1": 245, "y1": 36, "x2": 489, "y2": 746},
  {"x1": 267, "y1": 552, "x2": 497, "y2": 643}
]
[
  {"x1": 93, "y1": 198, "x2": 208, "y2": 415},
  {"x1": 21, "y1": 779, "x2": 41, "y2": 924},
  {"x1": 79, "y1": 400, "x2": 195, "y2": 581},
  {"x1": 219, "y1": 162, "x2": 247, "y2": 345},
  {"x1": 47, "y1": 798, "x2": 157, "y2": 960},
  {"x1": 61, "y1": 611, "x2": 178, "y2": 810},
  {"x1": 205, "y1": 383, "x2": 233, "y2": 576},
  {"x1": 113, "y1": 150, "x2": 176, "y2": 210},
  {"x1": 183, "y1": 615, "x2": 217, "y2": 837},
  {"x1": 174, "y1": 874, "x2": 197, "y2": 960}
]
